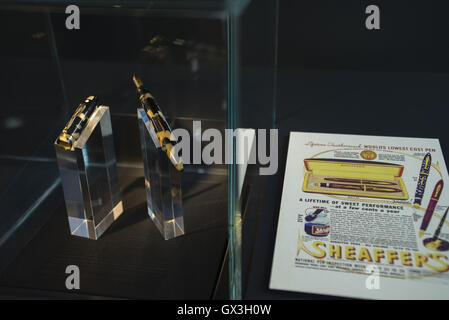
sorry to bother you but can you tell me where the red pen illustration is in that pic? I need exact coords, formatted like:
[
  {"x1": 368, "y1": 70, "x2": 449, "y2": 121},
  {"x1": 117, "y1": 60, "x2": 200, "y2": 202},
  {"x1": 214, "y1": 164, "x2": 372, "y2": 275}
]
[{"x1": 419, "y1": 179, "x2": 444, "y2": 237}]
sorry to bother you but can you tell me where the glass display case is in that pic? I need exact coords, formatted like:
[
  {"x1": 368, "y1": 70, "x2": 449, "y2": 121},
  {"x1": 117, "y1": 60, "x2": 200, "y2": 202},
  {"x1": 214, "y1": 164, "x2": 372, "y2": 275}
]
[
  {"x1": 6, "y1": 0, "x2": 444, "y2": 301},
  {"x1": 0, "y1": 0, "x2": 279, "y2": 299}
]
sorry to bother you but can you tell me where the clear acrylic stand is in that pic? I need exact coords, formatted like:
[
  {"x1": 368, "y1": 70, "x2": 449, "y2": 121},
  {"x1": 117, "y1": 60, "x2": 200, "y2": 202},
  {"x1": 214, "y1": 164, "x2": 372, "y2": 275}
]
[
  {"x1": 55, "y1": 106, "x2": 123, "y2": 240},
  {"x1": 137, "y1": 108, "x2": 184, "y2": 240}
]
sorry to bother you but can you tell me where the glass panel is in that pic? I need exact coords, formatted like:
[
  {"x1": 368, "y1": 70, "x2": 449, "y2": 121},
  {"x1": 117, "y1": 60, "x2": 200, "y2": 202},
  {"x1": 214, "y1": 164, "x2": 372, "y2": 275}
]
[
  {"x1": 0, "y1": 0, "x2": 251, "y2": 299},
  {"x1": 228, "y1": 0, "x2": 279, "y2": 299}
]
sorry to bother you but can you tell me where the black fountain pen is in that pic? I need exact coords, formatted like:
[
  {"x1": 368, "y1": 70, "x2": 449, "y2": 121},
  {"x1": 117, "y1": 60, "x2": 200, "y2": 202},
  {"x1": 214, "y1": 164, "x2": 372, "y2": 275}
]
[
  {"x1": 133, "y1": 74, "x2": 184, "y2": 172},
  {"x1": 57, "y1": 96, "x2": 98, "y2": 150}
]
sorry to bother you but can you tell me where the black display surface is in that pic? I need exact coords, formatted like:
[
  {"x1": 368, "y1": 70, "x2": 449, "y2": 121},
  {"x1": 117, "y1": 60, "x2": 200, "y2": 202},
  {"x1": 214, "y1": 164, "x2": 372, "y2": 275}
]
[{"x1": 0, "y1": 169, "x2": 228, "y2": 299}]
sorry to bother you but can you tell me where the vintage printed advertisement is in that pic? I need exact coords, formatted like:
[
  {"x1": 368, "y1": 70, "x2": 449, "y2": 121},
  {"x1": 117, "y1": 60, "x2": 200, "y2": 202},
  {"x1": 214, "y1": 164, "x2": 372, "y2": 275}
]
[{"x1": 270, "y1": 132, "x2": 449, "y2": 299}]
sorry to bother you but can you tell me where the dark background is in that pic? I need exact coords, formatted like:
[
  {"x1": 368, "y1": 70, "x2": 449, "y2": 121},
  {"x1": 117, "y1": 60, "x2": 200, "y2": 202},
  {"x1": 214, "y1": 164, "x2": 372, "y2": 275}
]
[{"x1": 243, "y1": 0, "x2": 449, "y2": 72}]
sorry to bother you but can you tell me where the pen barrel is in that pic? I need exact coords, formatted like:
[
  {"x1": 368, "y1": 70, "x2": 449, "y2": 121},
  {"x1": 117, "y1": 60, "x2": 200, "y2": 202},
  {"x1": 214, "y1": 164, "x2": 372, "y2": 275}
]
[
  {"x1": 420, "y1": 180, "x2": 444, "y2": 232},
  {"x1": 322, "y1": 183, "x2": 363, "y2": 191},
  {"x1": 324, "y1": 178, "x2": 395, "y2": 186},
  {"x1": 362, "y1": 180, "x2": 396, "y2": 186},
  {"x1": 64, "y1": 116, "x2": 84, "y2": 135},
  {"x1": 414, "y1": 153, "x2": 432, "y2": 205},
  {"x1": 65, "y1": 105, "x2": 94, "y2": 134},
  {"x1": 134, "y1": 76, "x2": 183, "y2": 171},
  {"x1": 434, "y1": 207, "x2": 449, "y2": 238},
  {"x1": 154, "y1": 113, "x2": 172, "y2": 134},
  {"x1": 141, "y1": 95, "x2": 159, "y2": 115},
  {"x1": 365, "y1": 186, "x2": 401, "y2": 193},
  {"x1": 137, "y1": 87, "x2": 161, "y2": 115},
  {"x1": 321, "y1": 182, "x2": 400, "y2": 193},
  {"x1": 421, "y1": 200, "x2": 437, "y2": 231},
  {"x1": 149, "y1": 114, "x2": 165, "y2": 133},
  {"x1": 138, "y1": 91, "x2": 173, "y2": 136},
  {"x1": 59, "y1": 96, "x2": 98, "y2": 147}
]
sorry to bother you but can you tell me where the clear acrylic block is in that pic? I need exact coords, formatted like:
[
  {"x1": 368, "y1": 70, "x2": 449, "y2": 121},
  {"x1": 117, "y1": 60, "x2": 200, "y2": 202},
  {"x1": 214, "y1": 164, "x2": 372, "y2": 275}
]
[
  {"x1": 137, "y1": 108, "x2": 184, "y2": 240},
  {"x1": 55, "y1": 106, "x2": 123, "y2": 240}
]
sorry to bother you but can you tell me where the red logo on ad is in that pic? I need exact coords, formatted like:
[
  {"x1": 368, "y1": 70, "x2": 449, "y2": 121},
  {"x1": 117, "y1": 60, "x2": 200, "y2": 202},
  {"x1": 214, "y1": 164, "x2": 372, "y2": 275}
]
[{"x1": 312, "y1": 225, "x2": 330, "y2": 236}]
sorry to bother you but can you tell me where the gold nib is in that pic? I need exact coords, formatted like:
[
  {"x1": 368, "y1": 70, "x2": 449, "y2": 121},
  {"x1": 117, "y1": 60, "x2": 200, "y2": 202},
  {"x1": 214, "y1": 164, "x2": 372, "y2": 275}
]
[{"x1": 132, "y1": 74, "x2": 143, "y2": 88}]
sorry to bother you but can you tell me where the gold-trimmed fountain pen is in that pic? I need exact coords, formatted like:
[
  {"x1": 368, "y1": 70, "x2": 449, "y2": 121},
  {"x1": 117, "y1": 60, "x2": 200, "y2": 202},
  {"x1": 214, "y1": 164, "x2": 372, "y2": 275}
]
[
  {"x1": 57, "y1": 95, "x2": 98, "y2": 150},
  {"x1": 133, "y1": 74, "x2": 183, "y2": 172}
]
